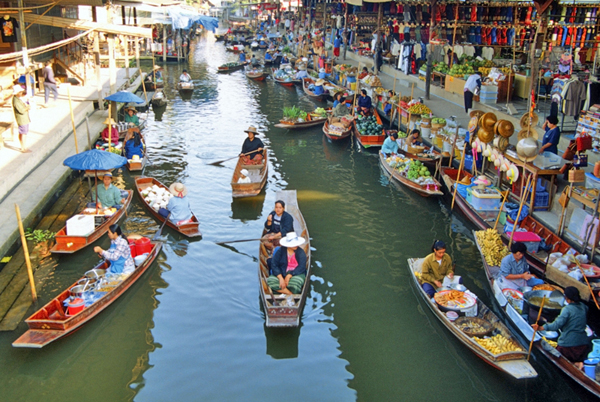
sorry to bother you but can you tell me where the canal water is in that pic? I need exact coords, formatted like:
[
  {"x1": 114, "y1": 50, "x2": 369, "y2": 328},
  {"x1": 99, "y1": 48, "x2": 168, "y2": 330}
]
[{"x1": 0, "y1": 33, "x2": 595, "y2": 402}]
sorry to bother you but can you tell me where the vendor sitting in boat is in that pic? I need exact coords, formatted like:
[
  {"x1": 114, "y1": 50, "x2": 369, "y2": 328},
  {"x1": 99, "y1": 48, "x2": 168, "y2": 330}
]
[
  {"x1": 381, "y1": 132, "x2": 399, "y2": 157},
  {"x1": 240, "y1": 126, "x2": 265, "y2": 165},
  {"x1": 179, "y1": 69, "x2": 191, "y2": 83},
  {"x1": 263, "y1": 200, "x2": 294, "y2": 248},
  {"x1": 280, "y1": 54, "x2": 290, "y2": 65},
  {"x1": 239, "y1": 49, "x2": 247, "y2": 63},
  {"x1": 383, "y1": 90, "x2": 395, "y2": 115},
  {"x1": 93, "y1": 224, "x2": 135, "y2": 275},
  {"x1": 124, "y1": 107, "x2": 140, "y2": 127},
  {"x1": 407, "y1": 129, "x2": 423, "y2": 147},
  {"x1": 357, "y1": 89, "x2": 372, "y2": 116},
  {"x1": 532, "y1": 286, "x2": 589, "y2": 370},
  {"x1": 318, "y1": 68, "x2": 327, "y2": 79},
  {"x1": 146, "y1": 65, "x2": 163, "y2": 83},
  {"x1": 265, "y1": 50, "x2": 274, "y2": 63},
  {"x1": 295, "y1": 66, "x2": 308, "y2": 80},
  {"x1": 166, "y1": 182, "x2": 193, "y2": 225},
  {"x1": 358, "y1": 67, "x2": 369, "y2": 80},
  {"x1": 238, "y1": 169, "x2": 252, "y2": 183},
  {"x1": 124, "y1": 131, "x2": 144, "y2": 160},
  {"x1": 495, "y1": 242, "x2": 544, "y2": 289},
  {"x1": 101, "y1": 118, "x2": 120, "y2": 144},
  {"x1": 250, "y1": 54, "x2": 260, "y2": 67},
  {"x1": 267, "y1": 232, "x2": 307, "y2": 295},
  {"x1": 91, "y1": 172, "x2": 125, "y2": 209},
  {"x1": 420, "y1": 240, "x2": 456, "y2": 298},
  {"x1": 313, "y1": 79, "x2": 326, "y2": 96}
]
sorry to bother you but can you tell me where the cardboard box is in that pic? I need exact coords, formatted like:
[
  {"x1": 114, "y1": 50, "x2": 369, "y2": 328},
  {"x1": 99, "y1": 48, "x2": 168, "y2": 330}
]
[
  {"x1": 66, "y1": 214, "x2": 95, "y2": 236},
  {"x1": 445, "y1": 76, "x2": 466, "y2": 95}
]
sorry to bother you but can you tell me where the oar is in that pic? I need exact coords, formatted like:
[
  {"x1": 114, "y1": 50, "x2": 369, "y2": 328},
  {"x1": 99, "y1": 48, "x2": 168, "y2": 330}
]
[
  {"x1": 451, "y1": 143, "x2": 468, "y2": 211},
  {"x1": 153, "y1": 212, "x2": 171, "y2": 241},
  {"x1": 571, "y1": 255, "x2": 600, "y2": 309},
  {"x1": 207, "y1": 150, "x2": 256, "y2": 166},
  {"x1": 493, "y1": 190, "x2": 510, "y2": 232},
  {"x1": 527, "y1": 296, "x2": 546, "y2": 361},
  {"x1": 215, "y1": 238, "x2": 263, "y2": 245}
]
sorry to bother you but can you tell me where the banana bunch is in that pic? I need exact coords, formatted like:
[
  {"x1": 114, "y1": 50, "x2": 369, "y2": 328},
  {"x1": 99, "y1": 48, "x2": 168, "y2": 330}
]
[
  {"x1": 542, "y1": 336, "x2": 558, "y2": 348},
  {"x1": 475, "y1": 229, "x2": 509, "y2": 266},
  {"x1": 475, "y1": 334, "x2": 523, "y2": 355}
]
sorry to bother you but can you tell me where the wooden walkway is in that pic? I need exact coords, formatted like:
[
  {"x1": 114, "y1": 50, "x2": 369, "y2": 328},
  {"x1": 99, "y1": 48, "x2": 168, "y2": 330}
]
[{"x1": 0, "y1": 178, "x2": 88, "y2": 331}]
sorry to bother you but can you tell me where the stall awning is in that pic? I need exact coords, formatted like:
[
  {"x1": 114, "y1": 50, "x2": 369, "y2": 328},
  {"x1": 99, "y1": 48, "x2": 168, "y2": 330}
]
[
  {"x1": 23, "y1": 14, "x2": 152, "y2": 38},
  {"x1": 345, "y1": 0, "x2": 363, "y2": 5}
]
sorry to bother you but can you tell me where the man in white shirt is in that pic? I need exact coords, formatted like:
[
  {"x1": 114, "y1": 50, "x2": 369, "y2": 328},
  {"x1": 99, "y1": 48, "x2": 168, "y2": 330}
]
[
  {"x1": 179, "y1": 69, "x2": 191, "y2": 82},
  {"x1": 463, "y1": 72, "x2": 482, "y2": 114}
]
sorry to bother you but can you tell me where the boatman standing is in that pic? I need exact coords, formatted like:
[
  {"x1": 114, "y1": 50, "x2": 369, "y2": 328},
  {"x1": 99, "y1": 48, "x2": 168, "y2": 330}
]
[{"x1": 239, "y1": 49, "x2": 247, "y2": 63}]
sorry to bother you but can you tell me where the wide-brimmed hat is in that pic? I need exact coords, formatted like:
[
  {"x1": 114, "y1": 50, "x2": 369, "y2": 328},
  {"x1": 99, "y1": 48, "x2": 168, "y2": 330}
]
[
  {"x1": 494, "y1": 120, "x2": 514, "y2": 138},
  {"x1": 124, "y1": 106, "x2": 137, "y2": 113},
  {"x1": 516, "y1": 137, "x2": 539, "y2": 162},
  {"x1": 476, "y1": 127, "x2": 494, "y2": 143},
  {"x1": 103, "y1": 117, "x2": 116, "y2": 125},
  {"x1": 103, "y1": 172, "x2": 113, "y2": 178},
  {"x1": 517, "y1": 127, "x2": 539, "y2": 142},
  {"x1": 240, "y1": 168, "x2": 249, "y2": 176},
  {"x1": 153, "y1": 65, "x2": 163, "y2": 70},
  {"x1": 479, "y1": 112, "x2": 498, "y2": 131},
  {"x1": 13, "y1": 85, "x2": 24, "y2": 94},
  {"x1": 520, "y1": 111, "x2": 539, "y2": 128},
  {"x1": 469, "y1": 110, "x2": 485, "y2": 119},
  {"x1": 280, "y1": 232, "x2": 306, "y2": 248},
  {"x1": 244, "y1": 126, "x2": 259, "y2": 134},
  {"x1": 315, "y1": 79, "x2": 325, "y2": 86},
  {"x1": 169, "y1": 182, "x2": 188, "y2": 198}
]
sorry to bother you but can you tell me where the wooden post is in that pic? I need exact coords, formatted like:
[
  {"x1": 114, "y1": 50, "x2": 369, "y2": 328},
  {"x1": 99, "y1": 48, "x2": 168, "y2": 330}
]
[
  {"x1": 141, "y1": 68, "x2": 148, "y2": 104},
  {"x1": 493, "y1": 191, "x2": 510, "y2": 231},
  {"x1": 411, "y1": 83, "x2": 414, "y2": 100},
  {"x1": 134, "y1": 8, "x2": 140, "y2": 70},
  {"x1": 448, "y1": 124, "x2": 459, "y2": 167},
  {"x1": 85, "y1": 115, "x2": 92, "y2": 150},
  {"x1": 449, "y1": 5, "x2": 459, "y2": 68},
  {"x1": 17, "y1": 0, "x2": 30, "y2": 97},
  {"x1": 66, "y1": 84, "x2": 79, "y2": 154},
  {"x1": 163, "y1": 25, "x2": 167, "y2": 63},
  {"x1": 15, "y1": 204, "x2": 36, "y2": 302},
  {"x1": 558, "y1": 183, "x2": 572, "y2": 236},
  {"x1": 451, "y1": 143, "x2": 467, "y2": 210},
  {"x1": 124, "y1": 36, "x2": 130, "y2": 79},
  {"x1": 107, "y1": 5, "x2": 117, "y2": 94},
  {"x1": 108, "y1": 102, "x2": 112, "y2": 148},
  {"x1": 93, "y1": 31, "x2": 104, "y2": 110}
]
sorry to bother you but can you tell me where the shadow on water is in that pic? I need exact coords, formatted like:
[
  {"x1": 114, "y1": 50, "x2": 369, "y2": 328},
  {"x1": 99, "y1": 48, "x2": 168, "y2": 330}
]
[
  {"x1": 230, "y1": 194, "x2": 266, "y2": 222},
  {"x1": 263, "y1": 324, "x2": 301, "y2": 360},
  {"x1": 153, "y1": 105, "x2": 167, "y2": 121}
]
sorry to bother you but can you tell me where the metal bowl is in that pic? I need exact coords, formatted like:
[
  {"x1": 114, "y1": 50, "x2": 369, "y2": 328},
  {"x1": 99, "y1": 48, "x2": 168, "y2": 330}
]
[
  {"x1": 85, "y1": 269, "x2": 107, "y2": 279},
  {"x1": 70, "y1": 285, "x2": 89, "y2": 298},
  {"x1": 519, "y1": 286, "x2": 533, "y2": 294},
  {"x1": 523, "y1": 289, "x2": 565, "y2": 314}
]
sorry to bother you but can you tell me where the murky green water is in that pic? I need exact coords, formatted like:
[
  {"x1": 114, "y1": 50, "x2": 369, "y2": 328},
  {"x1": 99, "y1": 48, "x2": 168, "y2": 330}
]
[{"x1": 0, "y1": 33, "x2": 595, "y2": 402}]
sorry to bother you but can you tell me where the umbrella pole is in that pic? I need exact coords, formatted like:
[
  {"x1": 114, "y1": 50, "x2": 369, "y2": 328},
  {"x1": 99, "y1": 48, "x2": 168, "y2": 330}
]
[
  {"x1": 67, "y1": 84, "x2": 79, "y2": 154},
  {"x1": 108, "y1": 102, "x2": 112, "y2": 149},
  {"x1": 95, "y1": 171, "x2": 99, "y2": 214}
]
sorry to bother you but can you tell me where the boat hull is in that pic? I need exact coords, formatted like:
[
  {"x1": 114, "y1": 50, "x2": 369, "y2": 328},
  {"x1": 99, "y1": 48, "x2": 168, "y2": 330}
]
[
  {"x1": 230, "y1": 150, "x2": 268, "y2": 198},
  {"x1": 379, "y1": 153, "x2": 443, "y2": 197},
  {"x1": 323, "y1": 119, "x2": 352, "y2": 141}
]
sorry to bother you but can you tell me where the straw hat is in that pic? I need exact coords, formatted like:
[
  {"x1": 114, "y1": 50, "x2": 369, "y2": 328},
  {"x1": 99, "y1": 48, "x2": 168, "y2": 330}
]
[
  {"x1": 469, "y1": 110, "x2": 485, "y2": 119},
  {"x1": 520, "y1": 111, "x2": 539, "y2": 128},
  {"x1": 315, "y1": 79, "x2": 325, "y2": 86},
  {"x1": 494, "y1": 120, "x2": 514, "y2": 138},
  {"x1": 493, "y1": 136, "x2": 509, "y2": 152},
  {"x1": 132, "y1": 155, "x2": 140, "y2": 160},
  {"x1": 516, "y1": 137, "x2": 539, "y2": 162},
  {"x1": 12, "y1": 85, "x2": 24, "y2": 94},
  {"x1": 169, "y1": 182, "x2": 188, "y2": 198},
  {"x1": 153, "y1": 65, "x2": 163, "y2": 70},
  {"x1": 124, "y1": 106, "x2": 138, "y2": 113},
  {"x1": 477, "y1": 127, "x2": 494, "y2": 143},
  {"x1": 479, "y1": 112, "x2": 498, "y2": 131},
  {"x1": 244, "y1": 126, "x2": 259, "y2": 134},
  {"x1": 279, "y1": 232, "x2": 306, "y2": 248},
  {"x1": 103, "y1": 117, "x2": 116, "y2": 125},
  {"x1": 517, "y1": 128, "x2": 539, "y2": 142}
]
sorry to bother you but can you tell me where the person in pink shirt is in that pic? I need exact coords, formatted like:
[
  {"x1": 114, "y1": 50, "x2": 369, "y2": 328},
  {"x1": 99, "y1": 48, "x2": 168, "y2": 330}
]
[
  {"x1": 266, "y1": 232, "x2": 307, "y2": 295},
  {"x1": 101, "y1": 117, "x2": 120, "y2": 143}
]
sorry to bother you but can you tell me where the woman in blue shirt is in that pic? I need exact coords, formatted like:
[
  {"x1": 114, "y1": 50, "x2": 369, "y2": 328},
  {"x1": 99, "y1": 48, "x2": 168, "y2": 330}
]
[
  {"x1": 166, "y1": 183, "x2": 193, "y2": 225},
  {"x1": 357, "y1": 89, "x2": 372, "y2": 115},
  {"x1": 540, "y1": 115, "x2": 560, "y2": 155},
  {"x1": 313, "y1": 79, "x2": 325, "y2": 96},
  {"x1": 124, "y1": 131, "x2": 144, "y2": 159},
  {"x1": 381, "y1": 132, "x2": 399, "y2": 156},
  {"x1": 263, "y1": 200, "x2": 294, "y2": 249},
  {"x1": 239, "y1": 50, "x2": 246, "y2": 63}
]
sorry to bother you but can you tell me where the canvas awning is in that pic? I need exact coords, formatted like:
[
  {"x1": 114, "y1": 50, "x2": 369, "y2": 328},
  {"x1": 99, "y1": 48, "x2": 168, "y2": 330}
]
[{"x1": 23, "y1": 14, "x2": 152, "y2": 38}]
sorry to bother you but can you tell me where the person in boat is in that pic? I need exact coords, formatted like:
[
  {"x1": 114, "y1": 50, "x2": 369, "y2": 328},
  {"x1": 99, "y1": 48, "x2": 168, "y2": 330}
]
[
  {"x1": 250, "y1": 54, "x2": 260, "y2": 67},
  {"x1": 101, "y1": 118, "x2": 120, "y2": 144},
  {"x1": 420, "y1": 240, "x2": 456, "y2": 298},
  {"x1": 267, "y1": 232, "x2": 307, "y2": 295},
  {"x1": 93, "y1": 224, "x2": 135, "y2": 275},
  {"x1": 124, "y1": 130, "x2": 144, "y2": 159},
  {"x1": 540, "y1": 115, "x2": 561, "y2": 155},
  {"x1": 295, "y1": 66, "x2": 308, "y2": 80},
  {"x1": 406, "y1": 129, "x2": 423, "y2": 147},
  {"x1": 495, "y1": 242, "x2": 544, "y2": 289},
  {"x1": 383, "y1": 90, "x2": 395, "y2": 115},
  {"x1": 263, "y1": 200, "x2": 294, "y2": 248},
  {"x1": 358, "y1": 67, "x2": 369, "y2": 80},
  {"x1": 332, "y1": 91, "x2": 344, "y2": 108},
  {"x1": 124, "y1": 107, "x2": 140, "y2": 127},
  {"x1": 381, "y1": 132, "x2": 399, "y2": 157},
  {"x1": 179, "y1": 69, "x2": 191, "y2": 83},
  {"x1": 532, "y1": 286, "x2": 589, "y2": 370},
  {"x1": 239, "y1": 49, "x2": 247, "y2": 63},
  {"x1": 313, "y1": 79, "x2": 326, "y2": 96},
  {"x1": 166, "y1": 182, "x2": 193, "y2": 225},
  {"x1": 357, "y1": 89, "x2": 372, "y2": 116},
  {"x1": 240, "y1": 126, "x2": 265, "y2": 165},
  {"x1": 146, "y1": 65, "x2": 163, "y2": 83},
  {"x1": 280, "y1": 54, "x2": 290, "y2": 65},
  {"x1": 265, "y1": 50, "x2": 274, "y2": 63},
  {"x1": 318, "y1": 68, "x2": 327, "y2": 79},
  {"x1": 91, "y1": 172, "x2": 125, "y2": 209},
  {"x1": 238, "y1": 168, "x2": 252, "y2": 183}
]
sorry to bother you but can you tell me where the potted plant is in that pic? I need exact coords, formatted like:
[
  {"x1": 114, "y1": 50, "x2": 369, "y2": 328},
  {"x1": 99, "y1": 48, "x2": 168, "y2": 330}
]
[{"x1": 25, "y1": 229, "x2": 56, "y2": 259}]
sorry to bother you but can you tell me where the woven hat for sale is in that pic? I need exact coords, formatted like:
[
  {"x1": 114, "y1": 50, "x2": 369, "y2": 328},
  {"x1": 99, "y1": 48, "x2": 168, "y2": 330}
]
[
  {"x1": 516, "y1": 137, "x2": 539, "y2": 163},
  {"x1": 517, "y1": 127, "x2": 539, "y2": 142},
  {"x1": 494, "y1": 120, "x2": 514, "y2": 138},
  {"x1": 493, "y1": 135, "x2": 510, "y2": 152},
  {"x1": 469, "y1": 110, "x2": 485, "y2": 119},
  {"x1": 477, "y1": 127, "x2": 494, "y2": 144},
  {"x1": 519, "y1": 111, "x2": 539, "y2": 128},
  {"x1": 479, "y1": 112, "x2": 498, "y2": 132}
]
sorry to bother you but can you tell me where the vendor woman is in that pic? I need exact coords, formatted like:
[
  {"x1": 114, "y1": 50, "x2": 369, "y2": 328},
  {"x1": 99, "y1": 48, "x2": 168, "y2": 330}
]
[
  {"x1": 267, "y1": 232, "x2": 307, "y2": 295},
  {"x1": 124, "y1": 106, "x2": 140, "y2": 127},
  {"x1": 240, "y1": 126, "x2": 265, "y2": 164},
  {"x1": 420, "y1": 240, "x2": 455, "y2": 297},
  {"x1": 263, "y1": 199, "x2": 294, "y2": 248},
  {"x1": 406, "y1": 129, "x2": 423, "y2": 147},
  {"x1": 357, "y1": 89, "x2": 372, "y2": 115},
  {"x1": 540, "y1": 115, "x2": 561, "y2": 155},
  {"x1": 93, "y1": 224, "x2": 135, "y2": 275},
  {"x1": 381, "y1": 132, "x2": 399, "y2": 156}
]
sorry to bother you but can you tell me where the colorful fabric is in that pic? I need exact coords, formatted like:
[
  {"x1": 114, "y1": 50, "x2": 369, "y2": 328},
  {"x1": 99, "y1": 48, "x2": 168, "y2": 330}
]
[
  {"x1": 267, "y1": 273, "x2": 306, "y2": 294},
  {"x1": 102, "y1": 236, "x2": 135, "y2": 274}
]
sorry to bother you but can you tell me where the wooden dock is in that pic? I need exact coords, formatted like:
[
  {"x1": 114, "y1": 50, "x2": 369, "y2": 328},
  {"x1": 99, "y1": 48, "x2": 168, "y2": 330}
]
[{"x1": 0, "y1": 178, "x2": 88, "y2": 331}]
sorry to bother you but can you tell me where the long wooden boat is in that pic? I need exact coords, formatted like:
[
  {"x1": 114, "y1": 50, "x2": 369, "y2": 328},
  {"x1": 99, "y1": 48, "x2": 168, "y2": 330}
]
[
  {"x1": 50, "y1": 191, "x2": 133, "y2": 254},
  {"x1": 177, "y1": 82, "x2": 194, "y2": 92},
  {"x1": 398, "y1": 145, "x2": 445, "y2": 168},
  {"x1": 214, "y1": 34, "x2": 226, "y2": 41},
  {"x1": 225, "y1": 46, "x2": 244, "y2": 54},
  {"x1": 407, "y1": 258, "x2": 538, "y2": 379},
  {"x1": 302, "y1": 77, "x2": 328, "y2": 102},
  {"x1": 472, "y1": 233, "x2": 600, "y2": 396},
  {"x1": 150, "y1": 90, "x2": 167, "y2": 108},
  {"x1": 218, "y1": 61, "x2": 249, "y2": 72},
  {"x1": 134, "y1": 177, "x2": 202, "y2": 238},
  {"x1": 125, "y1": 137, "x2": 147, "y2": 172},
  {"x1": 13, "y1": 241, "x2": 162, "y2": 348},
  {"x1": 230, "y1": 149, "x2": 268, "y2": 198},
  {"x1": 246, "y1": 70, "x2": 269, "y2": 81},
  {"x1": 323, "y1": 118, "x2": 352, "y2": 141},
  {"x1": 258, "y1": 190, "x2": 311, "y2": 327},
  {"x1": 274, "y1": 112, "x2": 328, "y2": 129},
  {"x1": 379, "y1": 153, "x2": 443, "y2": 197},
  {"x1": 143, "y1": 80, "x2": 164, "y2": 91},
  {"x1": 154, "y1": 54, "x2": 184, "y2": 63},
  {"x1": 271, "y1": 67, "x2": 296, "y2": 86},
  {"x1": 353, "y1": 108, "x2": 386, "y2": 148}
]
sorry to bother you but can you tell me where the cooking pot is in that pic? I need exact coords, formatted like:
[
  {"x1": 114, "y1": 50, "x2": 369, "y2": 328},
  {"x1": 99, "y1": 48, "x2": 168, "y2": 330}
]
[
  {"x1": 523, "y1": 289, "x2": 565, "y2": 322},
  {"x1": 85, "y1": 268, "x2": 107, "y2": 279},
  {"x1": 70, "y1": 285, "x2": 89, "y2": 298}
]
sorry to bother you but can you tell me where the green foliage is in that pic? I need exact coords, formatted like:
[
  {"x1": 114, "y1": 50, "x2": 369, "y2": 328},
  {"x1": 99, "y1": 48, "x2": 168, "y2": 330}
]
[
  {"x1": 283, "y1": 106, "x2": 307, "y2": 121},
  {"x1": 25, "y1": 229, "x2": 55, "y2": 244}
]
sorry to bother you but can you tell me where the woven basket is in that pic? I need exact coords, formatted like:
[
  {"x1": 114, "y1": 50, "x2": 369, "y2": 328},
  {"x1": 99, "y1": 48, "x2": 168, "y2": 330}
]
[{"x1": 569, "y1": 169, "x2": 585, "y2": 183}]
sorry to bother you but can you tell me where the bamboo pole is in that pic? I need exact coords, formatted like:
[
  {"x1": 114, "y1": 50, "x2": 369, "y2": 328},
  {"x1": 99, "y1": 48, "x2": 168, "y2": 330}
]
[
  {"x1": 528, "y1": 296, "x2": 545, "y2": 361},
  {"x1": 558, "y1": 183, "x2": 573, "y2": 236},
  {"x1": 141, "y1": 68, "x2": 148, "y2": 104},
  {"x1": 108, "y1": 102, "x2": 112, "y2": 148},
  {"x1": 15, "y1": 204, "x2": 36, "y2": 302},
  {"x1": 572, "y1": 256, "x2": 600, "y2": 309},
  {"x1": 85, "y1": 115, "x2": 91, "y2": 150},
  {"x1": 66, "y1": 84, "x2": 79, "y2": 154},
  {"x1": 410, "y1": 83, "x2": 414, "y2": 99},
  {"x1": 449, "y1": 5, "x2": 459, "y2": 68},
  {"x1": 448, "y1": 125, "x2": 459, "y2": 167},
  {"x1": 451, "y1": 143, "x2": 467, "y2": 211},
  {"x1": 493, "y1": 191, "x2": 510, "y2": 231},
  {"x1": 508, "y1": 175, "x2": 533, "y2": 248}
]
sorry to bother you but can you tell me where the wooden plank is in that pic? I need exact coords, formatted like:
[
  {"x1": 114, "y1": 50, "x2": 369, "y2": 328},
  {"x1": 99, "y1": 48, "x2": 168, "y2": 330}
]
[{"x1": 23, "y1": 14, "x2": 152, "y2": 38}]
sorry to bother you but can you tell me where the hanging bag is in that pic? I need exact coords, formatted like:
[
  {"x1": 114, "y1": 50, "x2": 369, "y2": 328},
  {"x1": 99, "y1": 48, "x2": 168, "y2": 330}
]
[
  {"x1": 576, "y1": 132, "x2": 593, "y2": 152},
  {"x1": 562, "y1": 139, "x2": 577, "y2": 160},
  {"x1": 573, "y1": 152, "x2": 588, "y2": 168}
]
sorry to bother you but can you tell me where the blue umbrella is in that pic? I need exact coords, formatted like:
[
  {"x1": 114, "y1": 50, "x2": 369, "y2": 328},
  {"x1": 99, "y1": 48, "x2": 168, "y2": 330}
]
[
  {"x1": 104, "y1": 91, "x2": 144, "y2": 104},
  {"x1": 64, "y1": 149, "x2": 127, "y2": 170}
]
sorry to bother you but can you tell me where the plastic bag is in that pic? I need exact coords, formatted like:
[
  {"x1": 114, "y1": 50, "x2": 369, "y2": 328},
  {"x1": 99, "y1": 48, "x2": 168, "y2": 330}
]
[{"x1": 568, "y1": 270, "x2": 583, "y2": 281}]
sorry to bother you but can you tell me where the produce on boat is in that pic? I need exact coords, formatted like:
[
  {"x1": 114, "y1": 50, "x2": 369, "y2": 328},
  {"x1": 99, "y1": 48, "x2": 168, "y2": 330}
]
[{"x1": 380, "y1": 155, "x2": 443, "y2": 197}]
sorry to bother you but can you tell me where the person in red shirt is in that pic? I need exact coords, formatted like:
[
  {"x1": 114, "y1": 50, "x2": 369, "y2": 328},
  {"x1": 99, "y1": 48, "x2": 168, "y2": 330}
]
[{"x1": 101, "y1": 118, "x2": 120, "y2": 143}]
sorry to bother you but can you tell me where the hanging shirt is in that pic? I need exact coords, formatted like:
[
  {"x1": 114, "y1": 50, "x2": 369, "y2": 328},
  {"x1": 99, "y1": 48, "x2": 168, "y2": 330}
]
[{"x1": 1, "y1": 17, "x2": 18, "y2": 43}]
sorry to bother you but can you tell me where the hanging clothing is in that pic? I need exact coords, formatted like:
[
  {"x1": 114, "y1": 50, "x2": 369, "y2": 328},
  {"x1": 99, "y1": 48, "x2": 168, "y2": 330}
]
[
  {"x1": 562, "y1": 79, "x2": 586, "y2": 116},
  {"x1": 1, "y1": 17, "x2": 18, "y2": 43}
]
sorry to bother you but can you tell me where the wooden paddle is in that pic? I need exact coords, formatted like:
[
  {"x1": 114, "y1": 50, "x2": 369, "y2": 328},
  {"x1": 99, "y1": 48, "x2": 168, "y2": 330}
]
[
  {"x1": 528, "y1": 296, "x2": 546, "y2": 361},
  {"x1": 153, "y1": 212, "x2": 171, "y2": 241},
  {"x1": 571, "y1": 255, "x2": 600, "y2": 309},
  {"x1": 215, "y1": 238, "x2": 263, "y2": 245},
  {"x1": 451, "y1": 143, "x2": 468, "y2": 211},
  {"x1": 207, "y1": 150, "x2": 257, "y2": 166},
  {"x1": 508, "y1": 175, "x2": 533, "y2": 248},
  {"x1": 493, "y1": 190, "x2": 510, "y2": 232}
]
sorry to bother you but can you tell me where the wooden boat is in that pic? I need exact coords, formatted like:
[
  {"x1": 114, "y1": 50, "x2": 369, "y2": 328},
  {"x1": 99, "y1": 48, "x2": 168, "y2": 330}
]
[
  {"x1": 230, "y1": 149, "x2": 268, "y2": 198},
  {"x1": 353, "y1": 109, "x2": 386, "y2": 148},
  {"x1": 473, "y1": 233, "x2": 600, "y2": 397},
  {"x1": 274, "y1": 111, "x2": 329, "y2": 129},
  {"x1": 143, "y1": 80, "x2": 164, "y2": 91},
  {"x1": 271, "y1": 67, "x2": 295, "y2": 86},
  {"x1": 13, "y1": 241, "x2": 162, "y2": 348},
  {"x1": 323, "y1": 118, "x2": 352, "y2": 141},
  {"x1": 218, "y1": 61, "x2": 249, "y2": 73},
  {"x1": 154, "y1": 54, "x2": 184, "y2": 63},
  {"x1": 398, "y1": 145, "x2": 445, "y2": 168},
  {"x1": 214, "y1": 34, "x2": 226, "y2": 41},
  {"x1": 258, "y1": 190, "x2": 311, "y2": 327},
  {"x1": 151, "y1": 90, "x2": 167, "y2": 108},
  {"x1": 134, "y1": 177, "x2": 202, "y2": 238},
  {"x1": 50, "y1": 191, "x2": 133, "y2": 254},
  {"x1": 177, "y1": 82, "x2": 194, "y2": 92},
  {"x1": 379, "y1": 153, "x2": 443, "y2": 197},
  {"x1": 246, "y1": 70, "x2": 269, "y2": 81},
  {"x1": 302, "y1": 77, "x2": 328, "y2": 102},
  {"x1": 407, "y1": 258, "x2": 538, "y2": 379},
  {"x1": 225, "y1": 45, "x2": 244, "y2": 54},
  {"x1": 125, "y1": 136, "x2": 147, "y2": 172}
]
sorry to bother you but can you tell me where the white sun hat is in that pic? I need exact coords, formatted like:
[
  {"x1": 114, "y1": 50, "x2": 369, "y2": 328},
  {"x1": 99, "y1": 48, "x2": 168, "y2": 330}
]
[{"x1": 279, "y1": 232, "x2": 306, "y2": 248}]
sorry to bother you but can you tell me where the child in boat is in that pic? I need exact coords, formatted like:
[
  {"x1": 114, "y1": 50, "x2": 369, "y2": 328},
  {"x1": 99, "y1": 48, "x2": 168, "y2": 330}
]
[{"x1": 238, "y1": 169, "x2": 252, "y2": 183}]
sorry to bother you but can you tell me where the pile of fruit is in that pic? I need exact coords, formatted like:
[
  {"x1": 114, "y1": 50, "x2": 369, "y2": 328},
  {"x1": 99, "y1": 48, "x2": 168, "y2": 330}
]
[
  {"x1": 407, "y1": 103, "x2": 431, "y2": 115},
  {"x1": 448, "y1": 63, "x2": 475, "y2": 77},
  {"x1": 313, "y1": 107, "x2": 328, "y2": 118},
  {"x1": 478, "y1": 66, "x2": 512, "y2": 76},
  {"x1": 222, "y1": 62, "x2": 241, "y2": 68},
  {"x1": 356, "y1": 115, "x2": 383, "y2": 136},
  {"x1": 398, "y1": 131, "x2": 407, "y2": 138},
  {"x1": 475, "y1": 229, "x2": 509, "y2": 266},
  {"x1": 474, "y1": 334, "x2": 524, "y2": 355},
  {"x1": 363, "y1": 75, "x2": 382, "y2": 87},
  {"x1": 432, "y1": 117, "x2": 446, "y2": 125},
  {"x1": 406, "y1": 160, "x2": 431, "y2": 180},
  {"x1": 433, "y1": 61, "x2": 450, "y2": 74}
]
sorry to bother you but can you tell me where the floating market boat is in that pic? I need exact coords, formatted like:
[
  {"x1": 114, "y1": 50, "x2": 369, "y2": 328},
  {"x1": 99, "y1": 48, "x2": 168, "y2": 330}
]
[
  {"x1": 125, "y1": 136, "x2": 147, "y2": 173},
  {"x1": 397, "y1": 142, "x2": 445, "y2": 168},
  {"x1": 353, "y1": 109, "x2": 386, "y2": 148},
  {"x1": 135, "y1": 177, "x2": 202, "y2": 238},
  {"x1": 271, "y1": 67, "x2": 298, "y2": 86},
  {"x1": 150, "y1": 90, "x2": 167, "y2": 108},
  {"x1": 322, "y1": 118, "x2": 352, "y2": 141},
  {"x1": 258, "y1": 190, "x2": 311, "y2": 327},
  {"x1": 225, "y1": 45, "x2": 244, "y2": 53},
  {"x1": 176, "y1": 81, "x2": 194, "y2": 92},
  {"x1": 214, "y1": 34, "x2": 226, "y2": 42},
  {"x1": 143, "y1": 80, "x2": 164, "y2": 91},
  {"x1": 302, "y1": 77, "x2": 328, "y2": 102},
  {"x1": 472, "y1": 232, "x2": 600, "y2": 397},
  {"x1": 13, "y1": 241, "x2": 162, "y2": 348},
  {"x1": 246, "y1": 69, "x2": 269, "y2": 81},
  {"x1": 274, "y1": 109, "x2": 329, "y2": 129},
  {"x1": 379, "y1": 153, "x2": 443, "y2": 197},
  {"x1": 407, "y1": 258, "x2": 538, "y2": 379},
  {"x1": 218, "y1": 61, "x2": 249, "y2": 72},
  {"x1": 50, "y1": 191, "x2": 133, "y2": 254},
  {"x1": 230, "y1": 149, "x2": 268, "y2": 198}
]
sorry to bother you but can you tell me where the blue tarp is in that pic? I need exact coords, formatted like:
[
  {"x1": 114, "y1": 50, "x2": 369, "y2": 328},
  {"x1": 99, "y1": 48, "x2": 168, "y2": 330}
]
[
  {"x1": 104, "y1": 91, "x2": 144, "y2": 104},
  {"x1": 64, "y1": 149, "x2": 127, "y2": 171},
  {"x1": 168, "y1": 8, "x2": 219, "y2": 32}
]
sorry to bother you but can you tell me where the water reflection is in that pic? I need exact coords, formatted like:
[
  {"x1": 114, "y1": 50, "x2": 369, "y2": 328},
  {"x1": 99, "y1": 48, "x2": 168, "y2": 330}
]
[
  {"x1": 264, "y1": 324, "x2": 301, "y2": 359},
  {"x1": 230, "y1": 195, "x2": 265, "y2": 222},
  {"x1": 322, "y1": 134, "x2": 350, "y2": 162},
  {"x1": 153, "y1": 105, "x2": 167, "y2": 121}
]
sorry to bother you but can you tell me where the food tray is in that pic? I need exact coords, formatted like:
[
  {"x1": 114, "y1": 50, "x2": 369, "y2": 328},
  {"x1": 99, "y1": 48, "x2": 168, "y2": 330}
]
[{"x1": 454, "y1": 317, "x2": 493, "y2": 337}]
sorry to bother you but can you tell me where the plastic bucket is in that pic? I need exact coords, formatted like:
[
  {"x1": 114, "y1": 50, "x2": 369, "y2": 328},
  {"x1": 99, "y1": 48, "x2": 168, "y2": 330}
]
[
  {"x1": 435, "y1": 135, "x2": 444, "y2": 148},
  {"x1": 135, "y1": 237, "x2": 152, "y2": 255},
  {"x1": 584, "y1": 359, "x2": 599, "y2": 379},
  {"x1": 67, "y1": 298, "x2": 85, "y2": 315},
  {"x1": 443, "y1": 141, "x2": 453, "y2": 153},
  {"x1": 128, "y1": 239, "x2": 137, "y2": 258},
  {"x1": 421, "y1": 126, "x2": 431, "y2": 137}
]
